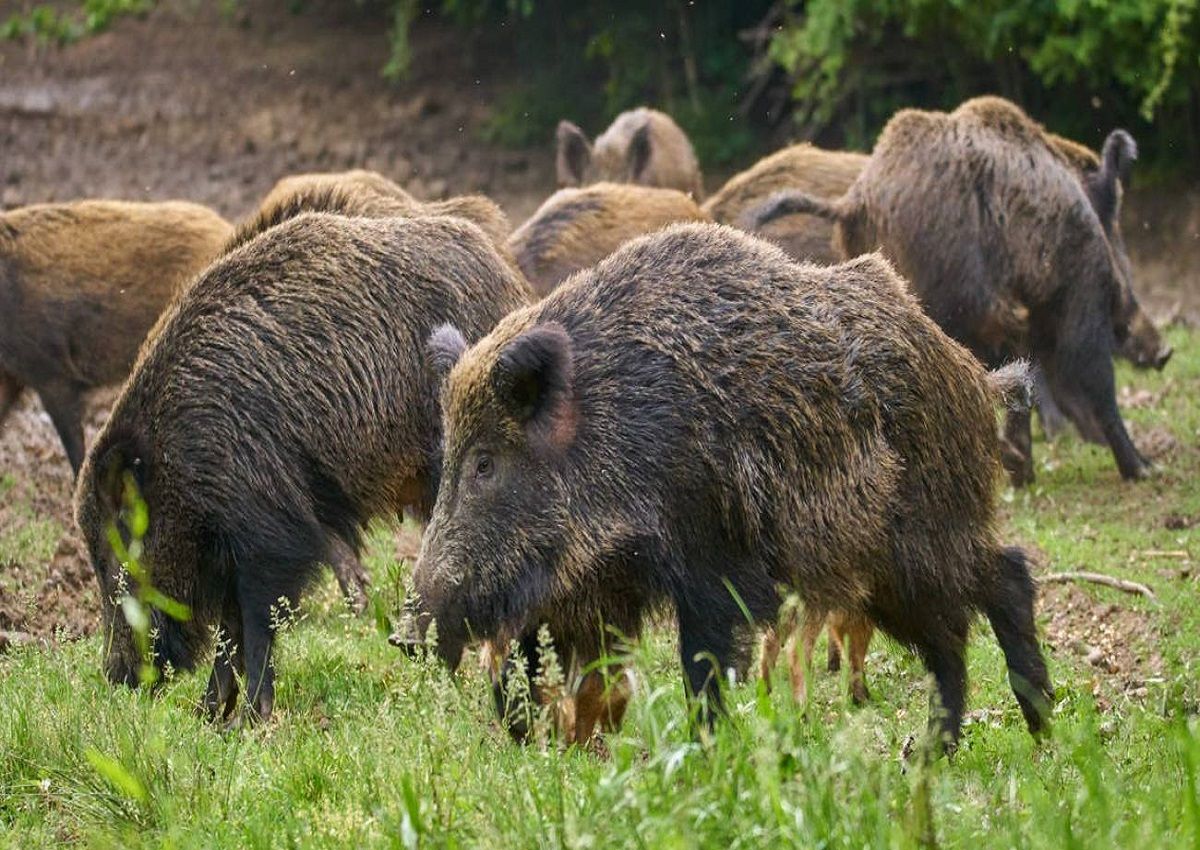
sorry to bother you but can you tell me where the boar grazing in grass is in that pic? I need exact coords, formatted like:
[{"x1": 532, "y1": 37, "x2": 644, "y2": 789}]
[
  {"x1": 231, "y1": 169, "x2": 512, "y2": 252},
  {"x1": 74, "y1": 212, "x2": 532, "y2": 723},
  {"x1": 556, "y1": 107, "x2": 704, "y2": 198},
  {"x1": 704, "y1": 143, "x2": 868, "y2": 264},
  {"x1": 507, "y1": 182, "x2": 709, "y2": 296},
  {"x1": 749, "y1": 96, "x2": 1165, "y2": 484},
  {"x1": 0, "y1": 200, "x2": 232, "y2": 473},
  {"x1": 403, "y1": 223, "x2": 1052, "y2": 750}
]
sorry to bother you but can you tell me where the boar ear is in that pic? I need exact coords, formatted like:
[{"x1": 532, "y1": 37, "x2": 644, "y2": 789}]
[
  {"x1": 626, "y1": 121, "x2": 652, "y2": 182},
  {"x1": 427, "y1": 324, "x2": 469, "y2": 387},
  {"x1": 492, "y1": 323, "x2": 575, "y2": 447},
  {"x1": 556, "y1": 121, "x2": 591, "y2": 187}
]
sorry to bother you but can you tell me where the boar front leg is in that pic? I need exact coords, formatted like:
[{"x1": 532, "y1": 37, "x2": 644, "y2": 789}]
[
  {"x1": 328, "y1": 538, "x2": 369, "y2": 614},
  {"x1": 201, "y1": 592, "x2": 244, "y2": 723},
  {"x1": 677, "y1": 604, "x2": 736, "y2": 730},
  {"x1": 37, "y1": 380, "x2": 86, "y2": 475}
]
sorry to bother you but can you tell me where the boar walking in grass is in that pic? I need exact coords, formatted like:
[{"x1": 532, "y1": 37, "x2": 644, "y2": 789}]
[
  {"x1": 556, "y1": 107, "x2": 704, "y2": 198},
  {"x1": 507, "y1": 182, "x2": 709, "y2": 297},
  {"x1": 403, "y1": 223, "x2": 1052, "y2": 750},
  {"x1": 74, "y1": 212, "x2": 532, "y2": 723},
  {"x1": 748, "y1": 96, "x2": 1168, "y2": 484},
  {"x1": 0, "y1": 200, "x2": 232, "y2": 473}
]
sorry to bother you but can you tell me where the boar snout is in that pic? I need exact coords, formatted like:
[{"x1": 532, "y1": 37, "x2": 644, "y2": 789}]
[{"x1": 1153, "y1": 344, "x2": 1173, "y2": 371}]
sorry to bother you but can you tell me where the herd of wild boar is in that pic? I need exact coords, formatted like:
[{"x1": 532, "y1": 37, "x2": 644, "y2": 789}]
[{"x1": 0, "y1": 95, "x2": 1173, "y2": 752}]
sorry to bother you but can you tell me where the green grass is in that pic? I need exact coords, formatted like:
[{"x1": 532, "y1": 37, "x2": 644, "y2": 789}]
[{"x1": 1, "y1": 328, "x2": 1198, "y2": 848}]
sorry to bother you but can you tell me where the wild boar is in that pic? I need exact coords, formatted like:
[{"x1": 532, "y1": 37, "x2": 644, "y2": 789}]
[
  {"x1": 748, "y1": 96, "x2": 1162, "y2": 483},
  {"x1": 404, "y1": 222, "x2": 1052, "y2": 750},
  {"x1": 507, "y1": 182, "x2": 709, "y2": 297},
  {"x1": 74, "y1": 212, "x2": 532, "y2": 723},
  {"x1": 704, "y1": 143, "x2": 868, "y2": 264},
  {"x1": 556, "y1": 108, "x2": 704, "y2": 198},
  {"x1": 0, "y1": 200, "x2": 232, "y2": 473}
]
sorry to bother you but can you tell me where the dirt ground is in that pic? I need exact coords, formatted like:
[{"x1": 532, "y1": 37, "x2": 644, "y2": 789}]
[{"x1": 1, "y1": 0, "x2": 1197, "y2": 650}]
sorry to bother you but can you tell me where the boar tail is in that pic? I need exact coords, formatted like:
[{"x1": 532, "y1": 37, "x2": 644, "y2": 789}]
[
  {"x1": 740, "y1": 189, "x2": 848, "y2": 231},
  {"x1": 1100, "y1": 129, "x2": 1137, "y2": 188},
  {"x1": 986, "y1": 360, "x2": 1033, "y2": 411}
]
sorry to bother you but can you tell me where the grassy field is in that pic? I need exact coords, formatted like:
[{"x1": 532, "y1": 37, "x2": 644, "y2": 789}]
[{"x1": 1, "y1": 327, "x2": 1197, "y2": 849}]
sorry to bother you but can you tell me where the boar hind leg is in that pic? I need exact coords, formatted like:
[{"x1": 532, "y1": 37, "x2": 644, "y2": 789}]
[
  {"x1": 1001, "y1": 407, "x2": 1035, "y2": 487},
  {"x1": 202, "y1": 593, "x2": 244, "y2": 723},
  {"x1": 0, "y1": 370, "x2": 23, "y2": 425},
  {"x1": 985, "y1": 547, "x2": 1053, "y2": 735},
  {"x1": 37, "y1": 381, "x2": 86, "y2": 475}
]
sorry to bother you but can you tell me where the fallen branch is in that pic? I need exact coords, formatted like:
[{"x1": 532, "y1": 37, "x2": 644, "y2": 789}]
[
  {"x1": 1038, "y1": 571, "x2": 1157, "y2": 601},
  {"x1": 1138, "y1": 550, "x2": 1190, "y2": 560}
]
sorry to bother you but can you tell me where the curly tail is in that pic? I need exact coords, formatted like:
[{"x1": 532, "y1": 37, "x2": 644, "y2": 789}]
[
  {"x1": 986, "y1": 360, "x2": 1033, "y2": 411},
  {"x1": 739, "y1": 189, "x2": 848, "y2": 231}
]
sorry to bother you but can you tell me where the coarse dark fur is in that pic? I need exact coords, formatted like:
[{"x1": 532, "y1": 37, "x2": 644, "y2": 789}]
[
  {"x1": 229, "y1": 169, "x2": 512, "y2": 253},
  {"x1": 407, "y1": 222, "x2": 1052, "y2": 750},
  {"x1": 507, "y1": 182, "x2": 709, "y2": 297},
  {"x1": 704, "y1": 143, "x2": 868, "y2": 264},
  {"x1": 74, "y1": 212, "x2": 532, "y2": 722},
  {"x1": 0, "y1": 200, "x2": 233, "y2": 473},
  {"x1": 747, "y1": 96, "x2": 1166, "y2": 483},
  {"x1": 556, "y1": 108, "x2": 704, "y2": 199}
]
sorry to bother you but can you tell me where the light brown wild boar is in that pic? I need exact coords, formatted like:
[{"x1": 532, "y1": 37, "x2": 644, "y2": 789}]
[
  {"x1": 507, "y1": 182, "x2": 709, "y2": 297},
  {"x1": 556, "y1": 107, "x2": 704, "y2": 199},
  {"x1": 704, "y1": 143, "x2": 869, "y2": 264},
  {"x1": 74, "y1": 212, "x2": 533, "y2": 724},
  {"x1": 0, "y1": 200, "x2": 232, "y2": 473},
  {"x1": 748, "y1": 96, "x2": 1165, "y2": 484},
  {"x1": 230, "y1": 169, "x2": 512, "y2": 252},
  {"x1": 404, "y1": 223, "x2": 1052, "y2": 751}
]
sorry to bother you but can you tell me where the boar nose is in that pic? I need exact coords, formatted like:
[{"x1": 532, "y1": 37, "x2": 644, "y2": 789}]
[{"x1": 1154, "y1": 345, "x2": 1173, "y2": 371}]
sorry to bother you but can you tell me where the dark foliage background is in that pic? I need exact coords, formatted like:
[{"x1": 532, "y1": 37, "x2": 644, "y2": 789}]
[{"x1": 6, "y1": 0, "x2": 1198, "y2": 173}]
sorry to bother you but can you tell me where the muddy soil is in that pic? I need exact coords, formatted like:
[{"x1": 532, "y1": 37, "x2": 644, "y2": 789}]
[{"x1": 0, "y1": 0, "x2": 1196, "y2": 646}]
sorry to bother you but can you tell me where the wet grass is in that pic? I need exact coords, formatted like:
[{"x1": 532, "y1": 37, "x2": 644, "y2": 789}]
[{"x1": 0, "y1": 327, "x2": 1196, "y2": 849}]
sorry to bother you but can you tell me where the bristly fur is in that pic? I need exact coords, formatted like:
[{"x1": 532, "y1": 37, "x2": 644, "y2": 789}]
[
  {"x1": 507, "y1": 182, "x2": 708, "y2": 296},
  {"x1": 229, "y1": 168, "x2": 512, "y2": 256},
  {"x1": 704, "y1": 142, "x2": 867, "y2": 264},
  {"x1": 0, "y1": 200, "x2": 232, "y2": 473},
  {"x1": 74, "y1": 211, "x2": 532, "y2": 721},
  {"x1": 409, "y1": 222, "x2": 1053, "y2": 749}
]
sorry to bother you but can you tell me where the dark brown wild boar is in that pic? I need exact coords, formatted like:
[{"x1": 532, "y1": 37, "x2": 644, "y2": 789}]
[
  {"x1": 231, "y1": 169, "x2": 512, "y2": 252},
  {"x1": 507, "y1": 182, "x2": 709, "y2": 297},
  {"x1": 74, "y1": 212, "x2": 532, "y2": 723},
  {"x1": 704, "y1": 143, "x2": 868, "y2": 264},
  {"x1": 748, "y1": 96, "x2": 1164, "y2": 484},
  {"x1": 556, "y1": 108, "x2": 704, "y2": 199},
  {"x1": 403, "y1": 222, "x2": 1052, "y2": 750},
  {"x1": 0, "y1": 200, "x2": 232, "y2": 473}
]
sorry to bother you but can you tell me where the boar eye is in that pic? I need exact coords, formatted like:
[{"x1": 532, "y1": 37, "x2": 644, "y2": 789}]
[{"x1": 474, "y1": 452, "x2": 494, "y2": 480}]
